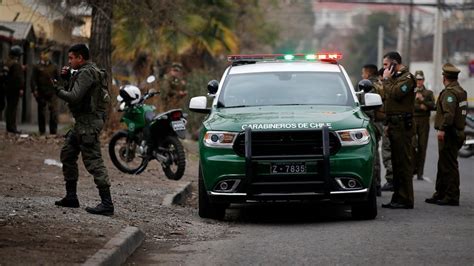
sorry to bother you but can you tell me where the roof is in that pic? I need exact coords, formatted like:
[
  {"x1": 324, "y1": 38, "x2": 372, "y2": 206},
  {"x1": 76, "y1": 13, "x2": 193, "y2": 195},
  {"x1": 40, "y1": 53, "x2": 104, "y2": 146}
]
[
  {"x1": 0, "y1": 21, "x2": 35, "y2": 41},
  {"x1": 229, "y1": 62, "x2": 342, "y2": 74}
]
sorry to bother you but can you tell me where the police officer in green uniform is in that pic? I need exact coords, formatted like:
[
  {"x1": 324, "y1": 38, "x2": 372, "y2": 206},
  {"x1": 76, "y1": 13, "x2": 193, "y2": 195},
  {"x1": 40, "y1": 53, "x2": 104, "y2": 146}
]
[
  {"x1": 412, "y1": 70, "x2": 435, "y2": 180},
  {"x1": 425, "y1": 63, "x2": 467, "y2": 206},
  {"x1": 361, "y1": 64, "x2": 384, "y2": 196},
  {"x1": 160, "y1": 62, "x2": 188, "y2": 112},
  {"x1": 54, "y1": 44, "x2": 114, "y2": 216},
  {"x1": 4, "y1": 46, "x2": 25, "y2": 134},
  {"x1": 380, "y1": 52, "x2": 416, "y2": 209},
  {"x1": 31, "y1": 50, "x2": 59, "y2": 135}
]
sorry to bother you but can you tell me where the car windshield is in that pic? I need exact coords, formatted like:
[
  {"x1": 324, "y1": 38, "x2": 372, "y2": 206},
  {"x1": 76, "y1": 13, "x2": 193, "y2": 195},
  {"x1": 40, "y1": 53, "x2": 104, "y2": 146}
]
[{"x1": 218, "y1": 71, "x2": 354, "y2": 107}]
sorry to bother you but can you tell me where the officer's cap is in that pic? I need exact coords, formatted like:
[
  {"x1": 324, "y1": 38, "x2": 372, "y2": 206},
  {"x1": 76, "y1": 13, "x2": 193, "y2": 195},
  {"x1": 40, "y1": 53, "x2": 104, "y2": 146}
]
[
  {"x1": 442, "y1": 63, "x2": 460, "y2": 79},
  {"x1": 415, "y1": 70, "x2": 424, "y2": 80}
]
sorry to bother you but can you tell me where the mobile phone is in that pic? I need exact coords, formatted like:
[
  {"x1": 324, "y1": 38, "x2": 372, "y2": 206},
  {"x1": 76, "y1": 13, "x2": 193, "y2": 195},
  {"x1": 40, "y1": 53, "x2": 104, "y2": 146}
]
[{"x1": 389, "y1": 61, "x2": 398, "y2": 75}]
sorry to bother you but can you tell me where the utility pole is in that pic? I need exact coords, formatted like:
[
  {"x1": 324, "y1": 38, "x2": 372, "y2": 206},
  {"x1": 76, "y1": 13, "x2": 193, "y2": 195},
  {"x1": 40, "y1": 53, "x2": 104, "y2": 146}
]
[
  {"x1": 406, "y1": 0, "x2": 414, "y2": 69},
  {"x1": 377, "y1": 26, "x2": 384, "y2": 69},
  {"x1": 397, "y1": 8, "x2": 406, "y2": 55},
  {"x1": 432, "y1": 0, "x2": 443, "y2": 94}
]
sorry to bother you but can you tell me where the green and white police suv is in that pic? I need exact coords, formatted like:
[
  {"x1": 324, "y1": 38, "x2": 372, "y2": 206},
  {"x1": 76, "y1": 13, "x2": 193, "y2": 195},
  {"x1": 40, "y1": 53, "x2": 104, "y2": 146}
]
[{"x1": 189, "y1": 53, "x2": 382, "y2": 220}]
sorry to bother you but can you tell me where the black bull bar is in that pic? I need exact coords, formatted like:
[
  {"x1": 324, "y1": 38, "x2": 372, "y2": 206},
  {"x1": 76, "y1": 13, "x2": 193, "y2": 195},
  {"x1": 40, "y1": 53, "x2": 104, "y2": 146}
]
[{"x1": 243, "y1": 126, "x2": 332, "y2": 197}]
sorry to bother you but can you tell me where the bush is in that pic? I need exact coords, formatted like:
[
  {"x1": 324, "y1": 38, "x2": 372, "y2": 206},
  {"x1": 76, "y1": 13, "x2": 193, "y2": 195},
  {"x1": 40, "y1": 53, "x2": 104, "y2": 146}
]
[{"x1": 183, "y1": 69, "x2": 218, "y2": 139}]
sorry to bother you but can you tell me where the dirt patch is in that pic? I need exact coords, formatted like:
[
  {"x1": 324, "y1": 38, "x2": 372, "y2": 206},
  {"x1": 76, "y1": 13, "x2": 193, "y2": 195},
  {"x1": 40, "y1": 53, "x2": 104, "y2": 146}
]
[{"x1": 0, "y1": 133, "x2": 209, "y2": 265}]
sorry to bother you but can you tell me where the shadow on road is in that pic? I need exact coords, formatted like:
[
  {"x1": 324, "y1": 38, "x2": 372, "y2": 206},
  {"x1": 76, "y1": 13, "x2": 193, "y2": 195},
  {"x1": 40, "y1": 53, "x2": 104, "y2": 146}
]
[{"x1": 224, "y1": 201, "x2": 358, "y2": 224}]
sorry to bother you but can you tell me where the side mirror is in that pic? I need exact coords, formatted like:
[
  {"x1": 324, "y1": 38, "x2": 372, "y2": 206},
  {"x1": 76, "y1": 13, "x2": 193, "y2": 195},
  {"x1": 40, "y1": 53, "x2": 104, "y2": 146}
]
[
  {"x1": 207, "y1": 80, "x2": 219, "y2": 95},
  {"x1": 189, "y1": 96, "x2": 210, "y2": 114},
  {"x1": 146, "y1": 75, "x2": 156, "y2": 84},
  {"x1": 361, "y1": 93, "x2": 383, "y2": 110},
  {"x1": 357, "y1": 79, "x2": 373, "y2": 93}
]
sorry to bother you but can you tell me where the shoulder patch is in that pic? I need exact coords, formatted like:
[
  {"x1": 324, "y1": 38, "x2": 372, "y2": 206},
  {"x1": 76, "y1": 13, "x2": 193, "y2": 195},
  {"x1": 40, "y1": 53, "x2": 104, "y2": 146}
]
[
  {"x1": 446, "y1": 96, "x2": 454, "y2": 103},
  {"x1": 401, "y1": 84, "x2": 408, "y2": 93}
]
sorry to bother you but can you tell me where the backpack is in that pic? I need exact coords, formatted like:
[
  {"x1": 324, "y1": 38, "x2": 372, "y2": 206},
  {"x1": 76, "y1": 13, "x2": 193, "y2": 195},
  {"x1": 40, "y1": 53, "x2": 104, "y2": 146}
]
[{"x1": 88, "y1": 65, "x2": 111, "y2": 113}]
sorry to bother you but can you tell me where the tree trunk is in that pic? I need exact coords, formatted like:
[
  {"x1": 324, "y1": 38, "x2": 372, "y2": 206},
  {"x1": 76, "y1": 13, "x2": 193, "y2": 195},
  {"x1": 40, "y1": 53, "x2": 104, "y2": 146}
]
[{"x1": 89, "y1": 0, "x2": 117, "y2": 132}]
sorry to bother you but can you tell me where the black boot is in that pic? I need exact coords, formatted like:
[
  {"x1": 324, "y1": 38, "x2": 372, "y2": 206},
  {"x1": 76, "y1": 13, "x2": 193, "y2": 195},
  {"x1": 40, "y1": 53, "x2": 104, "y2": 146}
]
[
  {"x1": 55, "y1": 181, "x2": 80, "y2": 208},
  {"x1": 85, "y1": 187, "x2": 114, "y2": 216}
]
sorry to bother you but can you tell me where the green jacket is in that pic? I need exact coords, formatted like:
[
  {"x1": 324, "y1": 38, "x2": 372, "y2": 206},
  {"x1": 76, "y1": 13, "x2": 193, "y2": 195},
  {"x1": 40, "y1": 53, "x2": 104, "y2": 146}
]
[
  {"x1": 31, "y1": 61, "x2": 59, "y2": 95},
  {"x1": 57, "y1": 62, "x2": 98, "y2": 117},
  {"x1": 414, "y1": 85, "x2": 435, "y2": 117},
  {"x1": 382, "y1": 66, "x2": 416, "y2": 115},
  {"x1": 434, "y1": 81, "x2": 467, "y2": 131},
  {"x1": 160, "y1": 74, "x2": 187, "y2": 111}
]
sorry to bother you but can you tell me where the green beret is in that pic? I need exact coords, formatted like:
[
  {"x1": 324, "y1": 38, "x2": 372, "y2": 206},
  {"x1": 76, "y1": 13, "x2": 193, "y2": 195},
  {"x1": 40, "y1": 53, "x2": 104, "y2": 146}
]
[
  {"x1": 414, "y1": 70, "x2": 424, "y2": 80},
  {"x1": 442, "y1": 63, "x2": 460, "y2": 78}
]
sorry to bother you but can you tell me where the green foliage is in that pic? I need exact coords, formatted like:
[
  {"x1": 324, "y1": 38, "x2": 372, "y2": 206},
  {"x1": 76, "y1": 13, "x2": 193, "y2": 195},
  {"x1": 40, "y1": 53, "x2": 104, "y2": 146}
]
[
  {"x1": 182, "y1": 69, "x2": 219, "y2": 137},
  {"x1": 345, "y1": 12, "x2": 399, "y2": 80}
]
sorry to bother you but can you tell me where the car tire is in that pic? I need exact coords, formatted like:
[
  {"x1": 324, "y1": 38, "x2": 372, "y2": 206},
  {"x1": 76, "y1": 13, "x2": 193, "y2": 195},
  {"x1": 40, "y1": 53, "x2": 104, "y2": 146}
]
[
  {"x1": 351, "y1": 180, "x2": 377, "y2": 220},
  {"x1": 198, "y1": 164, "x2": 226, "y2": 220}
]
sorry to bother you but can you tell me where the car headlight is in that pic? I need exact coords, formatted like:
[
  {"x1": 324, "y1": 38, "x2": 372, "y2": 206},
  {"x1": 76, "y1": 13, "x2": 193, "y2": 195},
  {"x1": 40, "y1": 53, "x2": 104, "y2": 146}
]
[
  {"x1": 204, "y1": 131, "x2": 237, "y2": 148},
  {"x1": 336, "y1": 128, "x2": 370, "y2": 146}
]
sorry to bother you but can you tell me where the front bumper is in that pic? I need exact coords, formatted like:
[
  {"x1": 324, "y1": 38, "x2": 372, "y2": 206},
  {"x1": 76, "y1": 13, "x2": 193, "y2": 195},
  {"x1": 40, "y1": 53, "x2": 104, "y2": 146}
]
[{"x1": 201, "y1": 126, "x2": 375, "y2": 204}]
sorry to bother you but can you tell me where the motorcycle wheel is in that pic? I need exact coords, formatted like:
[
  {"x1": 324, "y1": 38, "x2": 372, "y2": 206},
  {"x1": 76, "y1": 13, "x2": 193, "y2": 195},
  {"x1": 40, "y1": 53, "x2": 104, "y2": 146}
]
[
  {"x1": 109, "y1": 130, "x2": 148, "y2": 174},
  {"x1": 160, "y1": 136, "x2": 186, "y2": 180}
]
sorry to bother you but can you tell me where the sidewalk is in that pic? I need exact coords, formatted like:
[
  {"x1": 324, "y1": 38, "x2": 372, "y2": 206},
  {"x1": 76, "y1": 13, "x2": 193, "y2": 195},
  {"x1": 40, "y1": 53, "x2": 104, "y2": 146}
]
[{"x1": 0, "y1": 129, "x2": 197, "y2": 264}]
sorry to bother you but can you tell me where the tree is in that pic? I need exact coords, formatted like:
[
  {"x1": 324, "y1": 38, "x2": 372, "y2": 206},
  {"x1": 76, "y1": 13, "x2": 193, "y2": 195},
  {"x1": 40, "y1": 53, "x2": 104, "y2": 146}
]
[{"x1": 345, "y1": 12, "x2": 399, "y2": 80}]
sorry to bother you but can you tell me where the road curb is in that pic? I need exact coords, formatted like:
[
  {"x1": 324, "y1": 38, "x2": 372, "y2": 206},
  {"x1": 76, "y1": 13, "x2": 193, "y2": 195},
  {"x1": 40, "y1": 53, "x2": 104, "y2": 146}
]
[
  {"x1": 162, "y1": 181, "x2": 193, "y2": 206},
  {"x1": 82, "y1": 226, "x2": 145, "y2": 266}
]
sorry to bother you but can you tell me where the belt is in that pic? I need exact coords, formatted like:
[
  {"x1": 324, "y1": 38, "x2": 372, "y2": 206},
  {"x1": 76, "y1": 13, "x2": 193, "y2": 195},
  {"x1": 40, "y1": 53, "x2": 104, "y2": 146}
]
[{"x1": 385, "y1": 113, "x2": 413, "y2": 125}]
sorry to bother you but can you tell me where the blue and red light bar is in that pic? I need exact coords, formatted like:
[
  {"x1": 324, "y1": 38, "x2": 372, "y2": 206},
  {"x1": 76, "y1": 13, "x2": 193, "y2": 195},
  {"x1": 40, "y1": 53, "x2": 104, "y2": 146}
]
[{"x1": 227, "y1": 53, "x2": 343, "y2": 63}]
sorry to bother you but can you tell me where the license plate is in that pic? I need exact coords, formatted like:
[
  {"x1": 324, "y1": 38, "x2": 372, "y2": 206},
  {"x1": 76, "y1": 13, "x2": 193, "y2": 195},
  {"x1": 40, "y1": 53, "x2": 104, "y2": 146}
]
[
  {"x1": 171, "y1": 120, "x2": 186, "y2": 131},
  {"x1": 270, "y1": 162, "x2": 306, "y2": 174}
]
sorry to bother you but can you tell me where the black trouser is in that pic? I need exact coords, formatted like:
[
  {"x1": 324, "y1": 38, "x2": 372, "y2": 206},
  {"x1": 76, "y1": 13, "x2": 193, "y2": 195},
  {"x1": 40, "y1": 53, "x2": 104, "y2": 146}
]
[
  {"x1": 387, "y1": 115, "x2": 415, "y2": 206},
  {"x1": 5, "y1": 93, "x2": 20, "y2": 132},
  {"x1": 413, "y1": 116, "x2": 430, "y2": 177},
  {"x1": 434, "y1": 129, "x2": 464, "y2": 201},
  {"x1": 36, "y1": 93, "x2": 58, "y2": 134}
]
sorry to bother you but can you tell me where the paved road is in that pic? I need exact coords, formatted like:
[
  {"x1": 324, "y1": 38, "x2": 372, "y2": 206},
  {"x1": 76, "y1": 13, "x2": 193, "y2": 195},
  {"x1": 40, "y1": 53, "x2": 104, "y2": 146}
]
[{"x1": 132, "y1": 123, "x2": 474, "y2": 265}]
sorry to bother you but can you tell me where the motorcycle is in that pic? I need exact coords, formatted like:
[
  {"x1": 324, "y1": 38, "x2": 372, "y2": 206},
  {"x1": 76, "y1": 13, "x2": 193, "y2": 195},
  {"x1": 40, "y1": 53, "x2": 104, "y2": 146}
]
[
  {"x1": 108, "y1": 75, "x2": 187, "y2": 180},
  {"x1": 459, "y1": 113, "x2": 474, "y2": 158}
]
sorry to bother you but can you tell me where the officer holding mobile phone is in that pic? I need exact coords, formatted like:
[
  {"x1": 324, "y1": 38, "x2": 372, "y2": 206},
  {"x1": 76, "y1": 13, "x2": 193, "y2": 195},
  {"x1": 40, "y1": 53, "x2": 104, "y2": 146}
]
[{"x1": 380, "y1": 51, "x2": 416, "y2": 209}]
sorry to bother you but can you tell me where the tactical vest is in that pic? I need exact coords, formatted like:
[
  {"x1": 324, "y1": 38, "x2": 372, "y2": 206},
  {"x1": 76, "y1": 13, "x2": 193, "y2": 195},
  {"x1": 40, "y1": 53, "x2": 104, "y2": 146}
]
[{"x1": 67, "y1": 63, "x2": 110, "y2": 116}]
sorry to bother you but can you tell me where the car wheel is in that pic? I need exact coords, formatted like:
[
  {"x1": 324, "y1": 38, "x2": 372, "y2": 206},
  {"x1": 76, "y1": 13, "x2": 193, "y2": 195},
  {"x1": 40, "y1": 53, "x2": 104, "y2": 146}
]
[
  {"x1": 198, "y1": 164, "x2": 226, "y2": 220},
  {"x1": 351, "y1": 180, "x2": 377, "y2": 220}
]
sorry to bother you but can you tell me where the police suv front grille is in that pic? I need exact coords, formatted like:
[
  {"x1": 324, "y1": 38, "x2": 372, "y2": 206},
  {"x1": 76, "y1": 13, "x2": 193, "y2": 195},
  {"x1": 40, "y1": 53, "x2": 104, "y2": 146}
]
[
  {"x1": 250, "y1": 174, "x2": 326, "y2": 194},
  {"x1": 232, "y1": 130, "x2": 341, "y2": 157}
]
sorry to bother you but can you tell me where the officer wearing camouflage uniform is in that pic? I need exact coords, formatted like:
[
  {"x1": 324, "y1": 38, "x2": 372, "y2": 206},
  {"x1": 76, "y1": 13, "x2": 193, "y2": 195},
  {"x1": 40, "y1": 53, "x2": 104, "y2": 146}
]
[
  {"x1": 377, "y1": 67, "x2": 394, "y2": 192},
  {"x1": 160, "y1": 63, "x2": 188, "y2": 112},
  {"x1": 413, "y1": 70, "x2": 435, "y2": 180},
  {"x1": 426, "y1": 63, "x2": 467, "y2": 206},
  {"x1": 4, "y1": 46, "x2": 25, "y2": 134},
  {"x1": 31, "y1": 50, "x2": 60, "y2": 135},
  {"x1": 381, "y1": 52, "x2": 416, "y2": 209},
  {"x1": 361, "y1": 64, "x2": 384, "y2": 196},
  {"x1": 54, "y1": 44, "x2": 113, "y2": 216}
]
